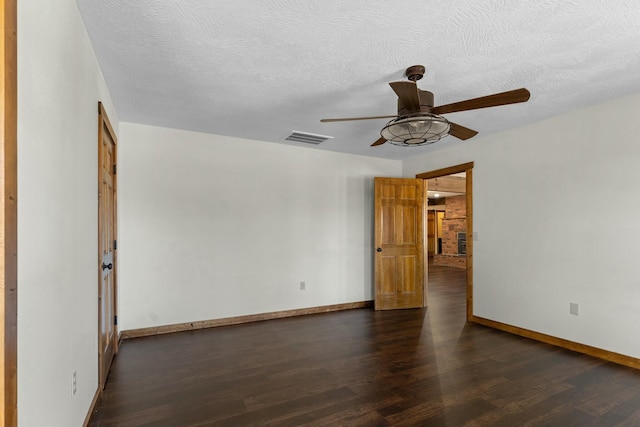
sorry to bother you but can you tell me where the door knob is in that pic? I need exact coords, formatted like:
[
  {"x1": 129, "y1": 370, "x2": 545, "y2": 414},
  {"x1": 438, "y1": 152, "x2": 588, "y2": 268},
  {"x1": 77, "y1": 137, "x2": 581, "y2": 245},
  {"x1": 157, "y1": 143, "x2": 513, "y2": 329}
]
[
  {"x1": 102, "y1": 262, "x2": 113, "y2": 271},
  {"x1": 376, "y1": 248, "x2": 382, "y2": 252}
]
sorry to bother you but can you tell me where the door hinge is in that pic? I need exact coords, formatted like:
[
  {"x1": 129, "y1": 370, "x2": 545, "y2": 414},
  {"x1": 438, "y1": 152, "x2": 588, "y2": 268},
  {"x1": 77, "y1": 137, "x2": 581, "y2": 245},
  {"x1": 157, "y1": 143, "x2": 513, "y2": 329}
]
[
  {"x1": 114, "y1": 239, "x2": 117, "y2": 250},
  {"x1": 113, "y1": 164, "x2": 117, "y2": 175},
  {"x1": 114, "y1": 315, "x2": 118, "y2": 326}
]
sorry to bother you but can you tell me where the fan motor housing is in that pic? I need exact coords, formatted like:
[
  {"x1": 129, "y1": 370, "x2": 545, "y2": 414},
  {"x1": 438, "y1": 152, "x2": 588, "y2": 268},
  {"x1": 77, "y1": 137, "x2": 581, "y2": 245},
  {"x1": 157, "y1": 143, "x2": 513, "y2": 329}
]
[{"x1": 398, "y1": 90, "x2": 434, "y2": 116}]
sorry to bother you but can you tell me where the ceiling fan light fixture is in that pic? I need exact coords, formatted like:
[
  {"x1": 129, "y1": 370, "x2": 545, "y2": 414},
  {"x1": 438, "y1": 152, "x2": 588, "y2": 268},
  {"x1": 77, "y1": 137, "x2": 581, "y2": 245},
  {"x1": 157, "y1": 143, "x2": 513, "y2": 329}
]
[{"x1": 381, "y1": 114, "x2": 450, "y2": 147}]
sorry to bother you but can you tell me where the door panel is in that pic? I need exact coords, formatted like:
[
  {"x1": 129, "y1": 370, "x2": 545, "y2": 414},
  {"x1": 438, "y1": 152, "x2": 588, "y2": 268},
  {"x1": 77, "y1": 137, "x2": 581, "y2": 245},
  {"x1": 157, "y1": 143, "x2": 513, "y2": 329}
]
[
  {"x1": 380, "y1": 256, "x2": 397, "y2": 295},
  {"x1": 400, "y1": 255, "x2": 417, "y2": 294},
  {"x1": 381, "y1": 205, "x2": 395, "y2": 245},
  {"x1": 401, "y1": 206, "x2": 417, "y2": 244},
  {"x1": 374, "y1": 177, "x2": 425, "y2": 310}
]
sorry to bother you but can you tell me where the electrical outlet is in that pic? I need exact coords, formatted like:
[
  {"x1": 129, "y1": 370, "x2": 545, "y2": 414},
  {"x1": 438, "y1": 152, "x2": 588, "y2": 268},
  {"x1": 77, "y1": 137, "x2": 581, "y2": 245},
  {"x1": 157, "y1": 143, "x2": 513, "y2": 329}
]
[
  {"x1": 570, "y1": 302, "x2": 579, "y2": 316},
  {"x1": 300, "y1": 281, "x2": 306, "y2": 290},
  {"x1": 72, "y1": 371, "x2": 77, "y2": 396}
]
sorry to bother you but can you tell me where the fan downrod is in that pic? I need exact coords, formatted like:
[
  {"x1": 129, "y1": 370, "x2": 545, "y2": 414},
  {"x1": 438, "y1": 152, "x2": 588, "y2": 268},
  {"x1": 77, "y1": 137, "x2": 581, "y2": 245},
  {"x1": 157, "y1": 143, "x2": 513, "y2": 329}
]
[{"x1": 405, "y1": 65, "x2": 425, "y2": 82}]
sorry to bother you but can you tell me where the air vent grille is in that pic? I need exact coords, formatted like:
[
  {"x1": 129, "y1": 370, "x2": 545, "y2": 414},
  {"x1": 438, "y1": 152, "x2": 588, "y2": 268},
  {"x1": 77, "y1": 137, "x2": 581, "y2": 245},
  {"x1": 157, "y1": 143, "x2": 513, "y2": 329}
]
[{"x1": 284, "y1": 131, "x2": 333, "y2": 145}]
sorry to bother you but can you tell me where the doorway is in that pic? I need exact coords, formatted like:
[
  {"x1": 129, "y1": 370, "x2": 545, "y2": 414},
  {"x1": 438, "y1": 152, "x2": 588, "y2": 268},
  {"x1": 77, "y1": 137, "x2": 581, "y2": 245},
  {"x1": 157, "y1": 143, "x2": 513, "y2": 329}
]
[{"x1": 417, "y1": 162, "x2": 473, "y2": 320}]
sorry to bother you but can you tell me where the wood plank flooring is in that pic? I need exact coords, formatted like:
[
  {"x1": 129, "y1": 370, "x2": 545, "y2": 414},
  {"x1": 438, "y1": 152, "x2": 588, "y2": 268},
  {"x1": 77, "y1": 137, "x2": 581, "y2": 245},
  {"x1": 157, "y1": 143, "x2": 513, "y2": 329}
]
[{"x1": 89, "y1": 264, "x2": 640, "y2": 426}]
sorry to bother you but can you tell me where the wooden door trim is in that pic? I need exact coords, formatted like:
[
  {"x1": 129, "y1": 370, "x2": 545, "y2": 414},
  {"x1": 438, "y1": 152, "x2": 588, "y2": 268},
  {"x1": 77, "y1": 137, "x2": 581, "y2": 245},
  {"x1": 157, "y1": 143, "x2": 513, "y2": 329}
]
[
  {"x1": 465, "y1": 168, "x2": 473, "y2": 320},
  {"x1": 416, "y1": 162, "x2": 474, "y2": 180},
  {"x1": 416, "y1": 162, "x2": 474, "y2": 320},
  {"x1": 422, "y1": 179, "x2": 429, "y2": 307},
  {"x1": 0, "y1": 0, "x2": 17, "y2": 424},
  {"x1": 97, "y1": 102, "x2": 118, "y2": 390}
]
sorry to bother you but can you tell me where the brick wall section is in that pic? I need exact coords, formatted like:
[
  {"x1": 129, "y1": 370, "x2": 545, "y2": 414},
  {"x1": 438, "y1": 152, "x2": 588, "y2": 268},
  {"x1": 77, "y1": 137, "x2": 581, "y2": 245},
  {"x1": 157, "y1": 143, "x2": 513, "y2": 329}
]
[
  {"x1": 434, "y1": 195, "x2": 467, "y2": 269},
  {"x1": 445, "y1": 195, "x2": 466, "y2": 218},
  {"x1": 441, "y1": 218, "x2": 466, "y2": 254}
]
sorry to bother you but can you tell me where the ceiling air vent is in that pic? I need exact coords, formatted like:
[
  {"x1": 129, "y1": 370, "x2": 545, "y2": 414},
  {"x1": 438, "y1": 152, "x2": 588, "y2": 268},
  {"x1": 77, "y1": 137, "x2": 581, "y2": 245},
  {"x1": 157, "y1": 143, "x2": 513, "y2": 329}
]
[{"x1": 284, "y1": 131, "x2": 333, "y2": 145}]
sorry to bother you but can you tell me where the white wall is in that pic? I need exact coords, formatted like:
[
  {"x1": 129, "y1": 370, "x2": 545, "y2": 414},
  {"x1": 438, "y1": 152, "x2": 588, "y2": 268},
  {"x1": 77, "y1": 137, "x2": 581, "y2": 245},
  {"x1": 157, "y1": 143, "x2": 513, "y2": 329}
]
[
  {"x1": 118, "y1": 124, "x2": 401, "y2": 331},
  {"x1": 18, "y1": 1, "x2": 119, "y2": 426},
  {"x1": 403, "y1": 92, "x2": 640, "y2": 359}
]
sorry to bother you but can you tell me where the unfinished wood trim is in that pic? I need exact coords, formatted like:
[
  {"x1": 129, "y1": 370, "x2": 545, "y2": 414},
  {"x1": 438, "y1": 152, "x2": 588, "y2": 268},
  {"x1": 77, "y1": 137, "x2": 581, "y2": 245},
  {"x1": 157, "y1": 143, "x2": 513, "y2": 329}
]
[
  {"x1": 82, "y1": 387, "x2": 101, "y2": 427},
  {"x1": 98, "y1": 102, "x2": 116, "y2": 146},
  {"x1": 422, "y1": 179, "x2": 429, "y2": 307},
  {"x1": 121, "y1": 301, "x2": 374, "y2": 339},
  {"x1": 416, "y1": 161, "x2": 474, "y2": 180},
  {"x1": 96, "y1": 103, "x2": 104, "y2": 391},
  {"x1": 465, "y1": 167, "x2": 473, "y2": 321},
  {"x1": 471, "y1": 315, "x2": 640, "y2": 370},
  {"x1": 0, "y1": 0, "x2": 17, "y2": 425}
]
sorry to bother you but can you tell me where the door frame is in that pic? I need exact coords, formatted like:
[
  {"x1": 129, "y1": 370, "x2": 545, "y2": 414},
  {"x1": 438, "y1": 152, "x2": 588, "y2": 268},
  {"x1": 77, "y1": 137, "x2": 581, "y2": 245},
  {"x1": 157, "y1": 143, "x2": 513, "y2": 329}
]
[
  {"x1": 417, "y1": 161, "x2": 474, "y2": 320},
  {"x1": 97, "y1": 102, "x2": 118, "y2": 389},
  {"x1": 1, "y1": 0, "x2": 18, "y2": 424}
]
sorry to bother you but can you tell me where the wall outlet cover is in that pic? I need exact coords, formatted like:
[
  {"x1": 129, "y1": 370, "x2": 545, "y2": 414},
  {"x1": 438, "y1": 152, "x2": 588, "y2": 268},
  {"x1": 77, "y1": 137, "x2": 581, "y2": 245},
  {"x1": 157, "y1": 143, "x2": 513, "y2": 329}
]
[{"x1": 570, "y1": 302, "x2": 579, "y2": 316}]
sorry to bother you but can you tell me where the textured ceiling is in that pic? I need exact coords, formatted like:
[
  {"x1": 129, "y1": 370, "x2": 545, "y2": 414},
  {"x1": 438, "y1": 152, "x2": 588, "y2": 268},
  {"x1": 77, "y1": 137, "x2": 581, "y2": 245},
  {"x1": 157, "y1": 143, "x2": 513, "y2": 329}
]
[{"x1": 77, "y1": 0, "x2": 640, "y2": 160}]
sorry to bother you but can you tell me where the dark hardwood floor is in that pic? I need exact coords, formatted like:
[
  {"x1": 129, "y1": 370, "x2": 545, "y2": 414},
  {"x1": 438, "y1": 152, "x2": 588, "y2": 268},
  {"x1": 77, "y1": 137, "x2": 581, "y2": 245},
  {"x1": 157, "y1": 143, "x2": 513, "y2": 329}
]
[{"x1": 89, "y1": 263, "x2": 640, "y2": 426}]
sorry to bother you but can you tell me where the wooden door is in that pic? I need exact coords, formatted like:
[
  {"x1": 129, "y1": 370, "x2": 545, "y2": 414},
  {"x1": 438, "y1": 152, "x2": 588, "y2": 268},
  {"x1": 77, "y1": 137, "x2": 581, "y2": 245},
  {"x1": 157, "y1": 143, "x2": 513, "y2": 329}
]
[
  {"x1": 374, "y1": 178, "x2": 425, "y2": 310},
  {"x1": 98, "y1": 103, "x2": 117, "y2": 388},
  {"x1": 436, "y1": 211, "x2": 445, "y2": 254},
  {"x1": 427, "y1": 211, "x2": 436, "y2": 256}
]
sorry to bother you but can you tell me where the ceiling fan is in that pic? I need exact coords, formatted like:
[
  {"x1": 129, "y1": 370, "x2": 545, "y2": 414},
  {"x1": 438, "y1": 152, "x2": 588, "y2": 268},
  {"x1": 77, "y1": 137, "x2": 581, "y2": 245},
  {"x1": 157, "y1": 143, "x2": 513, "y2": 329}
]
[{"x1": 321, "y1": 65, "x2": 530, "y2": 147}]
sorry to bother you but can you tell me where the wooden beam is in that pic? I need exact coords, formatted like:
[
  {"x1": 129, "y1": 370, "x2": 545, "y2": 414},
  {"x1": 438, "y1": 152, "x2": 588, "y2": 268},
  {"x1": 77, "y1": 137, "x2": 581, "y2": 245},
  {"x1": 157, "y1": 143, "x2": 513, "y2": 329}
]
[
  {"x1": 427, "y1": 176, "x2": 466, "y2": 193},
  {"x1": 0, "y1": 0, "x2": 17, "y2": 425}
]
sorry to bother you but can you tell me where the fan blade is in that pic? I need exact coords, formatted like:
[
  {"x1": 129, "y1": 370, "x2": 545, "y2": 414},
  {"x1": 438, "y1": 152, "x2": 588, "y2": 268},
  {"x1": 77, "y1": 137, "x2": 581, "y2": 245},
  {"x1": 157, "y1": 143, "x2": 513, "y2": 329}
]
[
  {"x1": 371, "y1": 137, "x2": 386, "y2": 147},
  {"x1": 389, "y1": 81, "x2": 421, "y2": 112},
  {"x1": 320, "y1": 114, "x2": 398, "y2": 123},
  {"x1": 432, "y1": 88, "x2": 530, "y2": 115},
  {"x1": 449, "y1": 122, "x2": 478, "y2": 140}
]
